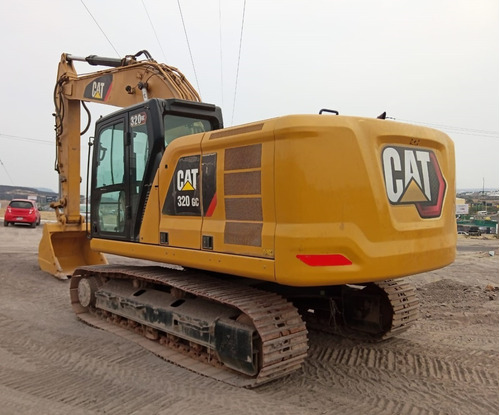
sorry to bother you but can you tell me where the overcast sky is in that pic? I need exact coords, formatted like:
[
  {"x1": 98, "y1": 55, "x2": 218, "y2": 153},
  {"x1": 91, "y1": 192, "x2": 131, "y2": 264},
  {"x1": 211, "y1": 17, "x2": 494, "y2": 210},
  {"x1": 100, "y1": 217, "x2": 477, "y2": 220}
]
[{"x1": 0, "y1": 0, "x2": 498, "y2": 192}]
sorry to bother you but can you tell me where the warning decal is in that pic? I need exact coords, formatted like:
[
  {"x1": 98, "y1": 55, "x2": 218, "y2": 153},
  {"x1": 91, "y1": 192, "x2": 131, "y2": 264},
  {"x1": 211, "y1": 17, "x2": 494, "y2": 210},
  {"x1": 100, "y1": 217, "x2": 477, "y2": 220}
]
[
  {"x1": 163, "y1": 155, "x2": 201, "y2": 216},
  {"x1": 163, "y1": 153, "x2": 217, "y2": 217}
]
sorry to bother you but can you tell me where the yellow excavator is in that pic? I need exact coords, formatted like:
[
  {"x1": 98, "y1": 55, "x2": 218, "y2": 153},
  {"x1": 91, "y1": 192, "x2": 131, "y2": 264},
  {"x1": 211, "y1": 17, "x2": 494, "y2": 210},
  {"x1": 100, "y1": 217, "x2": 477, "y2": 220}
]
[{"x1": 38, "y1": 51, "x2": 456, "y2": 387}]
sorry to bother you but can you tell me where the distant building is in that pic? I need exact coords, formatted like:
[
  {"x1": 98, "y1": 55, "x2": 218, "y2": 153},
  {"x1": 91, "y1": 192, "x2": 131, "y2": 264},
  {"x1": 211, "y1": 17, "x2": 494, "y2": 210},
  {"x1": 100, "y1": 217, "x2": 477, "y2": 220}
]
[{"x1": 456, "y1": 198, "x2": 469, "y2": 215}]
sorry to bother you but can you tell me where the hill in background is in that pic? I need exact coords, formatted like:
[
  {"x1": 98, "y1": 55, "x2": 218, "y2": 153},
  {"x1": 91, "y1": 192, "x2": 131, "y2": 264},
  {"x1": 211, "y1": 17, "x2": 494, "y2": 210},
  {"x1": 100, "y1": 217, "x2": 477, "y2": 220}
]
[{"x1": 0, "y1": 185, "x2": 57, "y2": 204}]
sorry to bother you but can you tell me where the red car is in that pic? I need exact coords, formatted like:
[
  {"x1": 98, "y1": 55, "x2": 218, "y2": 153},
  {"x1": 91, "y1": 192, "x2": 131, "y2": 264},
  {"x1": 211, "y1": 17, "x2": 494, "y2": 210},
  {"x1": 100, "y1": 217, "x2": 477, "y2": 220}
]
[{"x1": 3, "y1": 199, "x2": 41, "y2": 228}]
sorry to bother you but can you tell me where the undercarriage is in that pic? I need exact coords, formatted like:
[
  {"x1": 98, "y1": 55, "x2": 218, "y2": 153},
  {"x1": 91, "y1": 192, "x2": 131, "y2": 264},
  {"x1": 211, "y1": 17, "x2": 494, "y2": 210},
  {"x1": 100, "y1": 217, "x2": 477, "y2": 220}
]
[{"x1": 71, "y1": 265, "x2": 418, "y2": 387}]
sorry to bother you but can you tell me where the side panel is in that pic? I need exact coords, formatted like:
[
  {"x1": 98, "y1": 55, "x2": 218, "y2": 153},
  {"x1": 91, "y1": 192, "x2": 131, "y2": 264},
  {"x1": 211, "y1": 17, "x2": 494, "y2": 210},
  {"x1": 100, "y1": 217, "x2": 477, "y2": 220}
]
[
  {"x1": 134, "y1": 120, "x2": 278, "y2": 282},
  {"x1": 200, "y1": 121, "x2": 277, "y2": 260},
  {"x1": 157, "y1": 133, "x2": 203, "y2": 249}
]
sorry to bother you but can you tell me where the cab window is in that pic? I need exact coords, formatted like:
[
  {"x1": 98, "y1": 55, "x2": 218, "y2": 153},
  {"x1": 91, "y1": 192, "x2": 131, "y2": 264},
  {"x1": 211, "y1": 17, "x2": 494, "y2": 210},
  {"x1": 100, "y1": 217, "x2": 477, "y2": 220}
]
[
  {"x1": 96, "y1": 122, "x2": 125, "y2": 187},
  {"x1": 164, "y1": 114, "x2": 211, "y2": 147}
]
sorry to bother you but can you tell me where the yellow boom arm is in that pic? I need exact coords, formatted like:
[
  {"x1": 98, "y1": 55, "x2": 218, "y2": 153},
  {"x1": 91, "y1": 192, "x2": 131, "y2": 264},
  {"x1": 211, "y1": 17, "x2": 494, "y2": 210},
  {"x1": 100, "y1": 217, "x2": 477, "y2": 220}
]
[{"x1": 39, "y1": 51, "x2": 200, "y2": 279}]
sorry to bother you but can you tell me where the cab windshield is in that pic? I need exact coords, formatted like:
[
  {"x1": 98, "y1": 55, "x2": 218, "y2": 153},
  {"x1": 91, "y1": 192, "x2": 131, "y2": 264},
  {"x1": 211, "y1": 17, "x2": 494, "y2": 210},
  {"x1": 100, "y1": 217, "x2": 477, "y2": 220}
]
[{"x1": 164, "y1": 114, "x2": 212, "y2": 147}]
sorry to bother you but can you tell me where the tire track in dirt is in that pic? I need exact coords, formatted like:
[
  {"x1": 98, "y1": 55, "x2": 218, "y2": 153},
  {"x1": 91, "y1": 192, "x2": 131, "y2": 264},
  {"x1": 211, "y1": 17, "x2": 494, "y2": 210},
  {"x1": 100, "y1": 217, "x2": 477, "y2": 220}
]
[
  {"x1": 0, "y1": 366, "x2": 167, "y2": 415},
  {"x1": 298, "y1": 355, "x2": 496, "y2": 415},
  {"x1": 0, "y1": 312, "x2": 192, "y2": 411},
  {"x1": 0, "y1": 384, "x2": 95, "y2": 415},
  {"x1": 308, "y1": 335, "x2": 497, "y2": 387},
  {"x1": 0, "y1": 308, "x2": 308, "y2": 415},
  {"x1": 299, "y1": 332, "x2": 498, "y2": 414},
  {"x1": 412, "y1": 322, "x2": 499, "y2": 351}
]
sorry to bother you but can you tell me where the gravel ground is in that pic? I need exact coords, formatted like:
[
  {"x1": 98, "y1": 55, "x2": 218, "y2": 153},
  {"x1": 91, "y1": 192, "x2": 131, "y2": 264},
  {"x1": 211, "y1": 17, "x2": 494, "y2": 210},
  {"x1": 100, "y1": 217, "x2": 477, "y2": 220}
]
[{"x1": 0, "y1": 225, "x2": 497, "y2": 415}]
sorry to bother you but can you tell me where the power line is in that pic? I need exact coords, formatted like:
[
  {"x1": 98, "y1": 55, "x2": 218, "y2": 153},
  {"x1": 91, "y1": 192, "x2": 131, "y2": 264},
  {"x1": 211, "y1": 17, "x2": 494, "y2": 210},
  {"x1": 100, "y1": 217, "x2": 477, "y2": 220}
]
[
  {"x1": 177, "y1": 0, "x2": 201, "y2": 95},
  {"x1": 231, "y1": 0, "x2": 246, "y2": 125},
  {"x1": 0, "y1": 133, "x2": 52, "y2": 145},
  {"x1": 0, "y1": 133, "x2": 89, "y2": 147},
  {"x1": 141, "y1": 0, "x2": 168, "y2": 62},
  {"x1": 80, "y1": 0, "x2": 120, "y2": 57},
  {"x1": 390, "y1": 117, "x2": 498, "y2": 139},
  {"x1": 440, "y1": 129, "x2": 498, "y2": 139}
]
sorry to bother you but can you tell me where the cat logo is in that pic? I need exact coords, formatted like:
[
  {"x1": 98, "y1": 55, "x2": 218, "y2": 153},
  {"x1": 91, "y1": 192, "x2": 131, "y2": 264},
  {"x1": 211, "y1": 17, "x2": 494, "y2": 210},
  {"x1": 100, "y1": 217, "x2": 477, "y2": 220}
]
[
  {"x1": 91, "y1": 82, "x2": 105, "y2": 99},
  {"x1": 382, "y1": 146, "x2": 446, "y2": 218},
  {"x1": 84, "y1": 74, "x2": 113, "y2": 102},
  {"x1": 177, "y1": 168, "x2": 198, "y2": 191},
  {"x1": 163, "y1": 154, "x2": 216, "y2": 217},
  {"x1": 163, "y1": 155, "x2": 202, "y2": 216}
]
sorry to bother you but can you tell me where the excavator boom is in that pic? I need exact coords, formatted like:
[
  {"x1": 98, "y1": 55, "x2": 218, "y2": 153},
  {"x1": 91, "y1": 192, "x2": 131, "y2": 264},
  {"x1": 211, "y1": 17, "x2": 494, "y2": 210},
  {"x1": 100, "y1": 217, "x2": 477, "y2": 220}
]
[{"x1": 39, "y1": 51, "x2": 201, "y2": 279}]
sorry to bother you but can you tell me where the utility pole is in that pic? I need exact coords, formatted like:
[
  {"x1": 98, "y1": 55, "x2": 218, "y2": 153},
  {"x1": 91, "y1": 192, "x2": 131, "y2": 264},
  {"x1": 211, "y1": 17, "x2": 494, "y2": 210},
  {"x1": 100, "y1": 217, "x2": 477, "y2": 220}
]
[
  {"x1": 0, "y1": 158, "x2": 14, "y2": 184},
  {"x1": 483, "y1": 178, "x2": 487, "y2": 214}
]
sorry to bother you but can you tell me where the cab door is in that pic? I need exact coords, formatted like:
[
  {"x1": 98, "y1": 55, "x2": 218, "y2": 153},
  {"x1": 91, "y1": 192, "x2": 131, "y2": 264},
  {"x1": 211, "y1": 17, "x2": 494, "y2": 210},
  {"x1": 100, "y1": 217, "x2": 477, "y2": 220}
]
[
  {"x1": 91, "y1": 116, "x2": 128, "y2": 240},
  {"x1": 91, "y1": 109, "x2": 152, "y2": 241}
]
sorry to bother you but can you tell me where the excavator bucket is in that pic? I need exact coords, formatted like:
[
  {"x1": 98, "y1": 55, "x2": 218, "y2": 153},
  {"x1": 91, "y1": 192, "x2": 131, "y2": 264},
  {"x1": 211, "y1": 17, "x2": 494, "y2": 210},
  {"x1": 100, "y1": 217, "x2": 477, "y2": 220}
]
[{"x1": 38, "y1": 222, "x2": 107, "y2": 280}]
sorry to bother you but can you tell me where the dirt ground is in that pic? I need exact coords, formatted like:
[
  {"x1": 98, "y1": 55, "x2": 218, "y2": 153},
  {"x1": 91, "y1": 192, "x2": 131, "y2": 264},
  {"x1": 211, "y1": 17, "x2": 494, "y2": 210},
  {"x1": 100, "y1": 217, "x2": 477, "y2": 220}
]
[{"x1": 0, "y1": 222, "x2": 497, "y2": 415}]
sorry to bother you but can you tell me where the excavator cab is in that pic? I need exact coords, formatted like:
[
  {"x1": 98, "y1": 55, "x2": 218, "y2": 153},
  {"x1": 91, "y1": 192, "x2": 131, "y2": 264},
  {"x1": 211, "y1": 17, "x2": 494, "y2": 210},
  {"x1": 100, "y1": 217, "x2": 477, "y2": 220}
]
[
  {"x1": 89, "y1": 98, "x2": 222, "y2": 242},
  {"x1": 39, "y1": 98, "x2": 223, "y2": 279}
]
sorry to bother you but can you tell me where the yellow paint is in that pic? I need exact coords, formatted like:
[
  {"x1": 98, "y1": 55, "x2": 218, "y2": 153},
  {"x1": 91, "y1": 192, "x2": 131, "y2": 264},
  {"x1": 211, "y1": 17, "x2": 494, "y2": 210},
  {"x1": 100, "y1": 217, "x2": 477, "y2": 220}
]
[{"x1": 131, "y1": 115, "x2": 455, "y2": 287}]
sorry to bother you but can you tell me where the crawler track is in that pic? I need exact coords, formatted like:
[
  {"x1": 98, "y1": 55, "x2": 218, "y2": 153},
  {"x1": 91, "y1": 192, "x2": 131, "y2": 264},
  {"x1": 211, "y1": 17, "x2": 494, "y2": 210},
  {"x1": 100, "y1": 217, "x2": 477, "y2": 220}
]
[
  {"x1": 296, "y1": 278, "x2": 420, "y2": 341},
  {"x1": 375, "y1": 279, "x2": 420, "y2": 340},
  {"x1": 70, "y1": 265, "x2": 309, "y2": 387}
]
